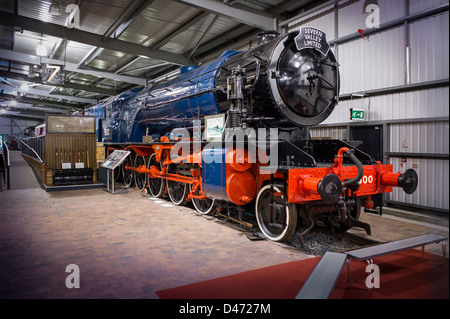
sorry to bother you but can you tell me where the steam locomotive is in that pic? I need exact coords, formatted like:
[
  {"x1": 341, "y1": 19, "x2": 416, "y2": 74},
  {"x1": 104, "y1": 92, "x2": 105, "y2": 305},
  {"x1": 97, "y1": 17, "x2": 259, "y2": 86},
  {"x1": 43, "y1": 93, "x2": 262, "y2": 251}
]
[{"x1": 85, "y1": 29, "x2": 418, "y2": 242}]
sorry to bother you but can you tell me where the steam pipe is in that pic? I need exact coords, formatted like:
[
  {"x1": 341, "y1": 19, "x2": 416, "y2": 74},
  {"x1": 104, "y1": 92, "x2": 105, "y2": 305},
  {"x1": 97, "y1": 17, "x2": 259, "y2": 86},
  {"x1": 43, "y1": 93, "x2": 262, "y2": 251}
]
[{"x1": 342, "y1": 150, "x2": 364, "y2": 188}]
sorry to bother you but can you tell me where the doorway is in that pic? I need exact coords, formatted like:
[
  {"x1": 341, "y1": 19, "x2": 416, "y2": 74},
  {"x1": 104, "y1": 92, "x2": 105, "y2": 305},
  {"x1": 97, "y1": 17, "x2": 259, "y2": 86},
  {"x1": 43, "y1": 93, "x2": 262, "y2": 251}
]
[{"x1": 349, "y1": 125, "x2": 383, "y2": 162}]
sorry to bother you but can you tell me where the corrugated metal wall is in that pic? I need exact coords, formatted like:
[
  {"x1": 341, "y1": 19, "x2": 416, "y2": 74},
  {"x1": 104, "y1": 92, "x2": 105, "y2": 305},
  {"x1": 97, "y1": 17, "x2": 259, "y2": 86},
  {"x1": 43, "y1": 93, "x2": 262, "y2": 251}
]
[
  {"x1": 338, "y1": 0, "x2": 405, "y2": 36},
  {"x1": 390, "y1": 122, "x2": 449, "y2": 154},
  {"x1": 337, "y1": 26, "x2": 405, "y2": 94},
  {"x1": 288, "y1": 0, "x2": 449, "y2": 213},
  {"x1": 390, "y1": 157, "x2": 449, "y2": 210},
  {"x1": 410, "y1": 13, "x2": 450, "y2": 83},
  {"x1": 388, "y1": 121, "x2": 449, "y2": 210},
  {"x1": 325, "y1": 87, "x2": 449, "y2": 123}
]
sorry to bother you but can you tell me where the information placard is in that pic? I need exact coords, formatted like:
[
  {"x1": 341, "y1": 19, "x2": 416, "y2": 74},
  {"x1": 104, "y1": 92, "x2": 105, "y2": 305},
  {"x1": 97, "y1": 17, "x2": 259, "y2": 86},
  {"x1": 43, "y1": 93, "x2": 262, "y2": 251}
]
[
  {"x1": 204, "y1": 114, "x2": 225, "y2": 141},
  {"x1": 101, "y1": 150, "x2": 130, "y2": 170}
]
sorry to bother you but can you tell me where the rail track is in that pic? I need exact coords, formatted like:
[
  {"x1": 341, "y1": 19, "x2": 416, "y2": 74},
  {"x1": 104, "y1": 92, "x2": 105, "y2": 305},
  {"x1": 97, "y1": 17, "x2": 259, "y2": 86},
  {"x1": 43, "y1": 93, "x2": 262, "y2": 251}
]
[{"x1": 183, "y1": 200, "x2": 382, "y2": 256}]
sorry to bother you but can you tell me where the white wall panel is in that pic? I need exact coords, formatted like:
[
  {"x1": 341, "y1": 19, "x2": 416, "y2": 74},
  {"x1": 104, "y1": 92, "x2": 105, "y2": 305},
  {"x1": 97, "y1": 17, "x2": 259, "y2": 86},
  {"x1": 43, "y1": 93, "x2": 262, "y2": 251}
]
[
  {"x1": 389, "y1": 121, "x2": 449, "y2": 154},
  {"x1": 337, "y1": 26, "x2": 405, "y2": 95},
  {"x1": 322, "y1": 87, "x2": 449, "y2": 125},
  {"x1": 409, "y1": 0, "x2": 449, "y2": 14},
  {"x1": 387, "y1": 157, "x2": 449, "y2": 210},
  {"x1": 338, "y1": 0, "x2": 405, "y2": 37},
  {"x1": 289, "y1": 10, "x2": 336, "y2": 41},
  {"x1": 409, "y1": 12, "x2": 449, "y2": 83}
]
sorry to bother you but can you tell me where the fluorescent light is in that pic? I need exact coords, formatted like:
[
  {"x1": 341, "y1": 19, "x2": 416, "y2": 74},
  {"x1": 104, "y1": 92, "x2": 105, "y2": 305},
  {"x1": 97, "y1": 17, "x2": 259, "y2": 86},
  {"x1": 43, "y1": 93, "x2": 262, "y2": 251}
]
[
  {"x1": 20, "y1": 83, "x2": 29, "y2": 91},
  {"x1": 36, "y1": 43, "x2": 48, "y2": 56},
  {"x1": 10, "y1": 100, "x2": 17, "y2": 106}
]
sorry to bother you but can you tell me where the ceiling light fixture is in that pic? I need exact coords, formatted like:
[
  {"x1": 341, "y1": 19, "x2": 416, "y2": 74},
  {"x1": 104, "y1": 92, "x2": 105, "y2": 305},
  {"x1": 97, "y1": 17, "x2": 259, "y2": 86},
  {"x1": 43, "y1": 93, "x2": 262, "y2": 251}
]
[
  {"x1": 36, "y1": 34, "x2": 48, "y2": 57},
  {"x1": 20, "y1": 83, "x2": 30, "y2": 91},
  {"x1": 49, "y1": 0, "x2": 63, "y2": 16}
]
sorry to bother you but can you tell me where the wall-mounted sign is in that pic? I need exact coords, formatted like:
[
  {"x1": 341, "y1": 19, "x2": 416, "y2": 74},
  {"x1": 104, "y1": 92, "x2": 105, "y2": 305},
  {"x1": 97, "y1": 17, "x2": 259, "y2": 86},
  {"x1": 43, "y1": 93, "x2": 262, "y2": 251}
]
[{"x1": 350, "y1": 108, "x2": 365, "y2": 120}]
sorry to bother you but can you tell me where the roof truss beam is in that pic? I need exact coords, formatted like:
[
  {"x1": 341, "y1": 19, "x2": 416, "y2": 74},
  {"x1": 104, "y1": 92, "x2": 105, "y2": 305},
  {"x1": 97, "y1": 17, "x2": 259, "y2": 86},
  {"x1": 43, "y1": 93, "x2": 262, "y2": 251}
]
[
  {"x1": 191, "y1": 24, "x2": 258, "y2": 62},
  {"x1": 0, "y1": 111, "x2": 46, "y2": 121},
  {"x1": 0, "y1": 48, "x2": 146, "y2": 86},
  {"x1": 0, "y1": 93, "x2": 84, "y2": 110},
  {"x1": 270, "y1": 0, "x2": 316, "y2": 15},
  {"x1": 78, "y1": 0, "x2": 155, "y2": 69},
  {"x1": 176, "y1": 0, "x2": 275, "y2": 30},
  {"x1": 0, "y1": 83, "x2": 96, "y2": 104},
  {"x1": 0, "y1": 100, "x2": 70, "y2": 114},
  {"x1": 0, "y1": 11, "x2": 190, "y2": 66},
  {"x1": 0, "y1": 70, "x2": 117, "y2": 96},
  {"x1": 103, "y1": 0, "x2": 156, "y2": 41},
  {"x1": 149, "y1": 11, "x2": 209, "y2": 49}
]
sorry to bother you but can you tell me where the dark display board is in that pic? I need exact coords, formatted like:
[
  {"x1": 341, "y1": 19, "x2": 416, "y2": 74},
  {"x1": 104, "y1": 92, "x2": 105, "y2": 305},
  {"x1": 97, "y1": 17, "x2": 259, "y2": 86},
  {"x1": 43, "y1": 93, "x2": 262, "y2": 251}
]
[{"x1": 41, "y1": 63, "x2": 65, "y2": 85}]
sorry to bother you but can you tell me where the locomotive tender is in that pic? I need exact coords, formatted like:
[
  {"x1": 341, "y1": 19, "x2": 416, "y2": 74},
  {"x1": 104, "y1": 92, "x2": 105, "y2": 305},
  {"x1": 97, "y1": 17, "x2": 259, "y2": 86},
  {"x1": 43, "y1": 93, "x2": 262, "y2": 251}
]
[{"x1": 86, "y1": 28, "x2": 418, "y2": 242}]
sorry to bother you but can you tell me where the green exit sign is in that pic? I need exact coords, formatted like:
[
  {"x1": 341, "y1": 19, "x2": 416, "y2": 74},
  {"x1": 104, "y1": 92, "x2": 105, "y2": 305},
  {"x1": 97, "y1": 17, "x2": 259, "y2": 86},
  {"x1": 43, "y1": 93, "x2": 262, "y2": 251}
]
[{"x1": 350, "y1": 108, "x2": 365, "y2": 120}]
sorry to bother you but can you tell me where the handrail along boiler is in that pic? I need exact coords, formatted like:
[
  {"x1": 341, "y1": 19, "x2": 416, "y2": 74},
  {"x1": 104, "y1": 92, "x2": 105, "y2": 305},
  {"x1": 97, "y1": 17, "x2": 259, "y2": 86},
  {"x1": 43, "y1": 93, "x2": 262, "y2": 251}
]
[{"x1": 88, "y1": 28, "x2": 418, "y2": 242}]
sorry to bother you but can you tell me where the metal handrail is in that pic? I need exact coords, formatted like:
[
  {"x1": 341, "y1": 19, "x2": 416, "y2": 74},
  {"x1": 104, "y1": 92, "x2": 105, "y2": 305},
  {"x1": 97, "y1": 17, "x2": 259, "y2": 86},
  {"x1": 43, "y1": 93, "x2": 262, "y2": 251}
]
[
  {"x1": 19, "y1": 138, "x2": 44, "y2": 163},
  {"x1": 2, "y1": 140, "x2": 10, "y2": 166}
]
